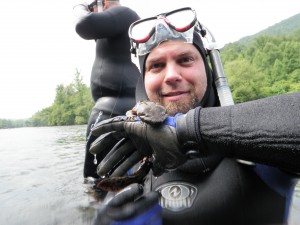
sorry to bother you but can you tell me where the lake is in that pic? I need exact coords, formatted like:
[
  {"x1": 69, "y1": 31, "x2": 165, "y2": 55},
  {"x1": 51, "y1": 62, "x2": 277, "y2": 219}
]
[{"x1": 0, "y1": 125, "x2": 299, "y2": 225}]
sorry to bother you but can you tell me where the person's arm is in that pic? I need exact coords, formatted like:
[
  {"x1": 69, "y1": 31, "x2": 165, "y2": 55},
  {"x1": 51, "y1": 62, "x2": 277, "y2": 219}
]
[
  {"x1": 178, "y1": 92, "x2": 300, "y2": 173},
  {"x1": 90, "y1": 92, "x2": 300, "y2": 176},
  {"x1": 73, "y1": 3, "x2": 91, "y2": 25},
  {"x1": 75, "y1": 7, "x2": 138, "y2": 40}
]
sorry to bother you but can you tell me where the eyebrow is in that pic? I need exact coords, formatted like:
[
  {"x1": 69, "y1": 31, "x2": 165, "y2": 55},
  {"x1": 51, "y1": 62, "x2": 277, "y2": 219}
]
[
  {"x1": 147, "y1": 50, "x2": 196, "y2": 63},
  {"x1": 146, "y1": 57, "x2": 161, "y2": 65}
]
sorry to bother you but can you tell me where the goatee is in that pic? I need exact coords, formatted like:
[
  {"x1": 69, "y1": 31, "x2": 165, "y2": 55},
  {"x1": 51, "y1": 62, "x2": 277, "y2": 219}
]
[{"x1": 158, "y1": 96, "x2": 199, "y2": 116}]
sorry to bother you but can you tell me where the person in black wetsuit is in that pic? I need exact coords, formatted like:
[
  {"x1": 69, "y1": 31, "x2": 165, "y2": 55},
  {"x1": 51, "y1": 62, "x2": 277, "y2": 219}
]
[
  {"x1": 89, "y1": 7, "x2": 300, "y2": 225},
  {"x1": 74, "y1": 0, "x2": 140, "y2": 178}
]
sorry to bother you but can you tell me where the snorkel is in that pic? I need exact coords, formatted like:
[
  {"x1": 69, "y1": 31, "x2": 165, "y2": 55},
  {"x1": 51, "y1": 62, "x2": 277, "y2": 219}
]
[
  {"x1": 97, "y1": 0, "x2": 104, "y2": 12},
  {"x1": 202, "y1": 25, "x2": 234, "y2": 106}
]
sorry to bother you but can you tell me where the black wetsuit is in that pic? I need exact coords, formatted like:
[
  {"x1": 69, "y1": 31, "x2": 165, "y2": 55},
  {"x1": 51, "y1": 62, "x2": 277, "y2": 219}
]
[
  {"x1": 75, "y1": 6, "x2": 140, "y2": 178},
  {"x1": 134, "y1": 30, "x2": 299, "y2": 224},
  {"x1": 143, "y1": 92, "x2": 300, "y2": 225}
]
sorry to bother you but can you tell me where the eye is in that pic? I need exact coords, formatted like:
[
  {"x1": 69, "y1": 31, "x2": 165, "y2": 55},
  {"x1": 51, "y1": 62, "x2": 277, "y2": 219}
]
[
  {"x1": 178, "y1": 56, "x2": 194, "y2": 64},
  {"x1": 147, "y1": 62, "x2": 165, "y2": 72}
]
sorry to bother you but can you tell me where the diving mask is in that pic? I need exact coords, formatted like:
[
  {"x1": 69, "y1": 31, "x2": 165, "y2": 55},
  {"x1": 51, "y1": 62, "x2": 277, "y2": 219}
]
[{"x1": 129, "y1": 7, "x2": 201, "y2": 56}]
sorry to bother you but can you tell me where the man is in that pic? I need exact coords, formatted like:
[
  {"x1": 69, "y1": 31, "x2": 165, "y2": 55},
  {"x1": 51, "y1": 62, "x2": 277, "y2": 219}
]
[
  {"x1": 74, "y1": 0, "x2": 140, "y2": 178},
  {"x1": 90, "y1": 7, "x2": 300, "y2": 225}
]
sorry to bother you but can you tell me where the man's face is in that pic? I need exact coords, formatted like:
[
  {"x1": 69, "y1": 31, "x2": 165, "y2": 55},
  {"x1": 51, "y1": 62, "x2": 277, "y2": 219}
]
[{"x1": 144, "y1": 41, "x2": 207, "y2": 116}]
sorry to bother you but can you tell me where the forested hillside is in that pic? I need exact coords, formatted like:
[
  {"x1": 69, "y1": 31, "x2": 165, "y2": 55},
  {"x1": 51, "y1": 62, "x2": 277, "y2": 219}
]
[
  {"x1": 239, "y1": 13, "x2": 300, "y2": 43},
  {"x1": 221, "y1": 29, "x2": 300, "y2": 103},
  {"x1": 29, "y1": 70, "x2": 94, "y2": 127},
  {"x1": 0, "y1": 70, "x2": 94, "y2": 128}
]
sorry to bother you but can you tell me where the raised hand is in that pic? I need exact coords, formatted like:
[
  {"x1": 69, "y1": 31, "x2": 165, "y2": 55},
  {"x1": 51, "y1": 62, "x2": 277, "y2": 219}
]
[{"x1": 90, "y1": 101, "x2": 188, "y2": 177}]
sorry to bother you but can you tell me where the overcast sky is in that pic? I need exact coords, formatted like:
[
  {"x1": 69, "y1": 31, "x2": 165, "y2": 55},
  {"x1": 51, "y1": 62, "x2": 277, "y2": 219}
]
[{"x1": 0, "y1": 0, "x2": 299, "y2": 119}]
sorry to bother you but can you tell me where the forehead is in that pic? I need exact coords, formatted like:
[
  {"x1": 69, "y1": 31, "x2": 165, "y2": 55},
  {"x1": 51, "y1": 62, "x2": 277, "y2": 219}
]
[{"x1": 146, "y1": 41, "x2": 199, "y2": 60}]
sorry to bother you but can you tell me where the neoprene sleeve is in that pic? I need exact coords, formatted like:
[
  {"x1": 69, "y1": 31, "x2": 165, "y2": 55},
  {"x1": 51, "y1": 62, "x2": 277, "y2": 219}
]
[
  {"x1": 179, "y1": 92, "x2": 300, "y2": 173},
  {"x1": 176, "y1": 108, "x2": 202, "y2": 154}
]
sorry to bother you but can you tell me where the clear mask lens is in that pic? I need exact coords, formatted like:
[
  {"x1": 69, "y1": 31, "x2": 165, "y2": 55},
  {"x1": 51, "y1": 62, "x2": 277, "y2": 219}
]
[
  {"x1": 166, "y1": 8, "x2": 195, "y2": 30},
  {"x1": 130, "y1": 19, "x2": 157, "y2": 41}
]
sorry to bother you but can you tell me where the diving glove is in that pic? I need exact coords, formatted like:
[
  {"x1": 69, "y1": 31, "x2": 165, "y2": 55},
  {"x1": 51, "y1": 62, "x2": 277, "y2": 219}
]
[{"x1": 90, "y1": 101, "x2": 202, "y2": 176}]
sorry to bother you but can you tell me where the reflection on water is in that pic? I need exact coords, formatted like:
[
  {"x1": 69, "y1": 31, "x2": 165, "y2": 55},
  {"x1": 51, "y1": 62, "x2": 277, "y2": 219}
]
[{"x1": 0, "y1": 125, "x2": 299, "y2": 225}]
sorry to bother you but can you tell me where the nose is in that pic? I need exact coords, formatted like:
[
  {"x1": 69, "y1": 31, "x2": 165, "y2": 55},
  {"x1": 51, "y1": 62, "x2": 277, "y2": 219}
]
[{"x1": 164, "y1": 63, "x2": 182, "y2": 84}]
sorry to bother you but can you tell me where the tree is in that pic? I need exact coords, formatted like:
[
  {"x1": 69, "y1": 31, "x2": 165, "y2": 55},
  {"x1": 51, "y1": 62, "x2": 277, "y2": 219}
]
[
  {"x1": 224, "y1": 59, "x2": 266, "y2": 102},
  {"x1": 29, "y1": 69, "x2": 94, "y2": 127},
  {"x1": 221, "y1": 29, "x2": 300, "y2": 103}
]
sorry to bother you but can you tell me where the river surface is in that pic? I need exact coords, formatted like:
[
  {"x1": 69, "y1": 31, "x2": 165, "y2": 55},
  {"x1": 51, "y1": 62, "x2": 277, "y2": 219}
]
[{"x1": 0, "y1": 125, "x2": 299, "y2": 225}]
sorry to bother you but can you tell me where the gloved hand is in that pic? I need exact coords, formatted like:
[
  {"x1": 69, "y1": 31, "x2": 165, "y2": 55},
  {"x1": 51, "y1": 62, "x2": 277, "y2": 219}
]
[
  {"x1": 92, "y1": 183, "x2": 162, "y2": 225},
  {"x1": 90, "y1": 101, "x2": 190, "y2": 177},
  {"x1": 89, "y1": 121, "x2": 141, "y2": 177},
  {"x1": 94, "y1": 137, "x2": 144, "y2": 178}
]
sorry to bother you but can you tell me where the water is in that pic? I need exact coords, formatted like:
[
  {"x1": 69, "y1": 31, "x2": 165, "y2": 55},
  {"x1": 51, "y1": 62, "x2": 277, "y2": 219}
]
[
  {"x1": 0, "y1": 125, "x2": 96, "y2": 225},
  {"x1": 0, "y1": 126, "x2": 299, "y2": 225}
]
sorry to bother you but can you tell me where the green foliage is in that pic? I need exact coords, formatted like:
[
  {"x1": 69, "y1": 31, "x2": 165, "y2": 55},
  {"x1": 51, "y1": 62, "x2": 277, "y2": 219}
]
[
  {"x1": 29, "y1": 69, "x2": 94, "y2": 127},
  {"x1": 221, "y1": 29, "x2": 300, "y2": 103},
  {"x1": 224, "y1": 59, "x2": 266, "y2": 103},
  {"x1": 0, "y1": 119, "x2": 30, "y2": 129}
]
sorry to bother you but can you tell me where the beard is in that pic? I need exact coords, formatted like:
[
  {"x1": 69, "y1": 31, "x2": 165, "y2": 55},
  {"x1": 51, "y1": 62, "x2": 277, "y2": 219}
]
[{"x1": 157, "y1": 92, "x2": 199, "y2": 116}]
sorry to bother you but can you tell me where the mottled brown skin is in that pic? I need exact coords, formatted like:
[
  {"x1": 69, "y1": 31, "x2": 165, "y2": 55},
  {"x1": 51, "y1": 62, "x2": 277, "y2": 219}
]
[
  {"x1": 96, "y1": 158, "x2": 152, "y2": 192},
  {"x1": 126, "y1": 101, "x2": 168, "y2": 125}
]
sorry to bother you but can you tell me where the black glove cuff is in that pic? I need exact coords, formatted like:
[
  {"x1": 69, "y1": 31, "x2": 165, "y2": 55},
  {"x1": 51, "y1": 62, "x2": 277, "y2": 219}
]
[{"x1": 176, "y1": 107, "x2": 203, "y2": 155}]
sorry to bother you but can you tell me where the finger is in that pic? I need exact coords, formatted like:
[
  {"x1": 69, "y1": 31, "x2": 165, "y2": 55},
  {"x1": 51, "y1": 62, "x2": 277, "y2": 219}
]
[
  {"x1": 108, "y1": 191, "x2": 160, "y2": 220},
  {"x1": 107, "y1": 183, "x2": 143, "y2": 207},
  {"x1": 89, "y1": 131, "x2": 123, "y2": 155},
  {"x1": 92, "y1": 116, "x2": 128, "y2": 136},
  {"x1": 97, "y1": 138, "x2": 135, "y2": 176},
  {"x1": 110, "y1": 150, "x2": 144, "y2": 177}
]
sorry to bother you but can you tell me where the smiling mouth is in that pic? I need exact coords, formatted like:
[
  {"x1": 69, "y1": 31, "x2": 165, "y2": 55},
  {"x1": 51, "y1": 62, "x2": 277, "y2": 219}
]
[{"x1": 162, "y1": 91, "x2": 189, "y2": 97}]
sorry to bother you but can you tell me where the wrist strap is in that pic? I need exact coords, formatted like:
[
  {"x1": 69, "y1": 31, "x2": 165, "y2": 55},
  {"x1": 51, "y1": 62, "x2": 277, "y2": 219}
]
[{"x1": 176, "y1": 107, "x2": 202, "y2": 156}]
